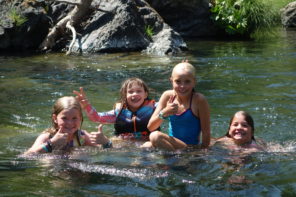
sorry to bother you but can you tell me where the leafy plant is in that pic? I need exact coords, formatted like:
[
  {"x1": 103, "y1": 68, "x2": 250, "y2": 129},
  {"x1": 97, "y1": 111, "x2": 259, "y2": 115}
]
[
  {"x1": 9, "y1": 8, "x2": 28, "y2": 27},
  {"x1": 145, "y1": 25, "x2": 154, "y2": 39},
  {"x1": 210, "y1": 0, "x2": 279, "y2": 38}
]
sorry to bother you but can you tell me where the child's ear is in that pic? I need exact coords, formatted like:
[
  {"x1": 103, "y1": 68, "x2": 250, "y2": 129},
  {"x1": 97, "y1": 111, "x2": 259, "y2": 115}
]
[{"x1": 52, "y1": 114, "x2": 58, "y2": 124}]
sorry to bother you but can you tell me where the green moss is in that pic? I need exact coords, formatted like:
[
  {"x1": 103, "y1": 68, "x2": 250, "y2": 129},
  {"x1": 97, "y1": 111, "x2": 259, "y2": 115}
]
[
  {"x1": 145, "y1": 25, "x2": 154, "y2": 39},
  {"x1": 9, "y1": 8, "x2": 28, "y2": 27}
]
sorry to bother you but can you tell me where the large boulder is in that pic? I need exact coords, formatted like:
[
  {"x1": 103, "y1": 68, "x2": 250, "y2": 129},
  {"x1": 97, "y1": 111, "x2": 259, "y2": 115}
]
[
  {"x1": 281, "y1": 1, "x2": 296, "y2": 28},
  {"x1": 70, "y1": 0, "x2": 187, "y2": 55},
  {"x1": 146, "y1": 0, "x2": 218, "y2": 37},
  {"x1": 0, "y1": 0, "x2": 51, "y2": 51}
]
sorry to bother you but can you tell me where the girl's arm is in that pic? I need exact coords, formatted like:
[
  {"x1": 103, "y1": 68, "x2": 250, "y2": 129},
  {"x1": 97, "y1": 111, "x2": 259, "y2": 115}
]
[
  {"x1": 25, "y1": 133, "x2": 51, "y2": 154},
  {"x1": 74, "y1": 87, "x2": 116, "y2": 123},
  {"x1": 84, "y1": 105, "x2": 116, "y2": 123},
  {"x1": 25, "y1": 127, "x2": 72, "y2": 154},
  {"x1": 148, "y1": 91, "x2": 175, "y2": 131},
  {"x1": 195, "y1": 93, "x2": 211, "y2": 148}
]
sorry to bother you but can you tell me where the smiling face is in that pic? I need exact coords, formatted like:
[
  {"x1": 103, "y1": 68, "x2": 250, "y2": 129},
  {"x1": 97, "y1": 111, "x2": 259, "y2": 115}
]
[
  {"x1": 53, "y1": 108, "x2": 82, "y2": 135},
  {"x1": 126, "y1": 82, "x2": 148, "y2": 112},
  {"x1": 228, "y1": 112, "x2": 253, "y2": 145},
  {"x1": 171, "y1": 63, "x2": 196, "y2": 97}
]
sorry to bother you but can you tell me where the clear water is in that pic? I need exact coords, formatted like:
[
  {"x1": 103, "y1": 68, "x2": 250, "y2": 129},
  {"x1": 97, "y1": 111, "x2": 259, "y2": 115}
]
[{"x1": 0, "y1": 29, "x2": 295, "y2": 196}]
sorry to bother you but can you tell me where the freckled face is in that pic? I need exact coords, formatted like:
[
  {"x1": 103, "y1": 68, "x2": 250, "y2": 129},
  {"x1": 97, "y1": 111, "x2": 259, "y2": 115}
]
[
  {"x1": 228, "y1": 113, "x2": 253, "y2": 145},
  {"x1": 126, "y1": 83, "x2": 148, "y2": 112},
  {"x1": 53, "y1": 108, "x2": 82, "y2": 135},
  {"x1": 171, "y1": 69, "x2": 195, "y2": 97}
]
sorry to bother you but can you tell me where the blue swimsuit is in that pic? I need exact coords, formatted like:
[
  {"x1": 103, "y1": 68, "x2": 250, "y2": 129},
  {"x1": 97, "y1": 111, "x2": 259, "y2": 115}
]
[{"x1": 168, "y1": 94, "x2": 201, "y2": 145}]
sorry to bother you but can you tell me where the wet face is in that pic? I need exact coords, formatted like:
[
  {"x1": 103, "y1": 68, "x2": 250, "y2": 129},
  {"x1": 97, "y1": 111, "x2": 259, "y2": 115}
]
[
  {"x1": 126, "y1": 83, "x2": 148, "y2": 112},
  {"x1": 228, "y1": 112, "x2": 253, "y2": 145},
  {"x1": 171, "y1": 67, "x2": 195, "y2": 97},
  {"x1": 53, "y1": 108, "x2": 82, "y2": 135}
]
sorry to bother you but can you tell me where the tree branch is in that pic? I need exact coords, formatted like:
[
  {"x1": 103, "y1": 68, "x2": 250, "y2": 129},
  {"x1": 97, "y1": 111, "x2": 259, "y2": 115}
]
[{"x1": 66, "y1": 21, "x2": 76, "y2": 55}]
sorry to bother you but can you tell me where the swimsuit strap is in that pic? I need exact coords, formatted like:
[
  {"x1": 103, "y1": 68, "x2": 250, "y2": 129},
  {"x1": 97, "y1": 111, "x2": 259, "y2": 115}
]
[
  {"x1": 75, "y1": 130, "x2": 82, "y2": 146},
  {"x1": 189, "y1": 91, "x2": 194, "y2": 110}
]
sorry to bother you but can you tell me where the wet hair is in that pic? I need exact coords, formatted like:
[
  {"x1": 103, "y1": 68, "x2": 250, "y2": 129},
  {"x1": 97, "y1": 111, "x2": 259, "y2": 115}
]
[
  {"x1": 118, "y1": 78, "x2": 149, "y2": 107},
  {"x1": 45, "y1": 96, "x2": 83, "y2": 135},
  {"x1": 171, "y1": 62, "x2": 196, "y2": 79},
  {"x1": 226, "y1": 111, "x2": 255, "y2": 140}
]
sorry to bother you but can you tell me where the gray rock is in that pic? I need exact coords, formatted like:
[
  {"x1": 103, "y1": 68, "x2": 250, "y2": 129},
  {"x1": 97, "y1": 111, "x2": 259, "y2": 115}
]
[
  {"x1": 146, "y1": 0, "x2": 218, "y2": 37},
  {"x1": 281, "y1": 1, "x2": 296, "y2": 28},
  {"x1": 71, "y1": 0, "x2": 187, "y2": 55}
]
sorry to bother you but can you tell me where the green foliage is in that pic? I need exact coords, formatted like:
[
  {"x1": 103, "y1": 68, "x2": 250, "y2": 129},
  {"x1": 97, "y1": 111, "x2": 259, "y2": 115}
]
[
  {"x1": 9, "y1": 8, "x2": 28, "y2": 27},
  {"x1": 145, "y1": 25, "x2": 154, "y2": 39},
  {"x1": 210, "y1": 0, "x2": 280, "y2": 38},
  {"x1": 272, "y1": 0, "x2": 295, "y2": 10}
]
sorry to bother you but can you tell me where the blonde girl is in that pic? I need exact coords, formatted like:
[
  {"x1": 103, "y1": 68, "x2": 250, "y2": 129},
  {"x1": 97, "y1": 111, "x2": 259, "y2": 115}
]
[
  {"x1": 147, "y1": 62, "x2": 211, "y2": 151},
  {"x1": 26, "y1": 96, "x2": 109, "y2": 154}
]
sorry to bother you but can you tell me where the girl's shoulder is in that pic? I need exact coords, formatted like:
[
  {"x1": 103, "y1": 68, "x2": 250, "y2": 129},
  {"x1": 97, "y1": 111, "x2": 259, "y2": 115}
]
[
  {"x1": 35, "y1": 132, "x2": 51, "y2": 143},
  {"x1": 214, "y1": 136, "x2": 231, "y2": 143},
  {"x1": 192, "y1": 92, "x2": 206, "y2": 101},
  {"x1": 163, "y1": 90, "x2": 174, "y2": 96}
]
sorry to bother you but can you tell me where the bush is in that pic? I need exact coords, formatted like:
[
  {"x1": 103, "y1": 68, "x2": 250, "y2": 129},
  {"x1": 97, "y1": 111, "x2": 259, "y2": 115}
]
[{"x1": 210, "y1": 0, "x2": 280, "y2": 38}]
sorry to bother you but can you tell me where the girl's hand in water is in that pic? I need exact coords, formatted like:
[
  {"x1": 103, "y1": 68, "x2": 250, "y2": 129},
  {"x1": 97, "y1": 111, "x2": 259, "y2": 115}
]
[
  {"x1": 73, "y1": 87, "x2": 89, "y2": 108},
  {"x1": 162, "y1": 95, "x2": 178, "y2": 116},
  {"x1": 50, "y1": 126, "x2": 69, "y2": 150},
  {"x1": 90, "y1": 124, "x2": 109, "y2": 145}
]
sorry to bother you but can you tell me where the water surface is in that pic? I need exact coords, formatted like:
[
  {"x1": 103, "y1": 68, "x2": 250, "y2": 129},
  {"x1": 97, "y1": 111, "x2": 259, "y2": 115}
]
[{"x1": 0, "y1": 29, "x2": 295, "y2": 196}]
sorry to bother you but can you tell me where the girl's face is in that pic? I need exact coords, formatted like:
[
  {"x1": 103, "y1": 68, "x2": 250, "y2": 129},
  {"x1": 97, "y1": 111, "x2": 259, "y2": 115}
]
[
  {"x1": 53, "y1": 108, "x2": 82, "y2": 135},
  {"x1": 126, "y1": 83, "x2": 148, "y2": 112},
  {"x1": 171, "y1": 69, "x2": 195, "y2": 97},
  {"x1": 228, "y1": 113, "x2": 253, "y2": 145}
]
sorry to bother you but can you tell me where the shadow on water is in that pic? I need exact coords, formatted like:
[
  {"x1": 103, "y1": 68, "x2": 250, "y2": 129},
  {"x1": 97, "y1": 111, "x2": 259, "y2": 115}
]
[{"x1": 0, "y1": 29, "x2": 296, "y2": 196}]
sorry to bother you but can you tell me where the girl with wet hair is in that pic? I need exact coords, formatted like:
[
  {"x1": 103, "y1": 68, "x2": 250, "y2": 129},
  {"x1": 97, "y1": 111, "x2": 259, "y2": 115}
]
[
  {"x1": 74, "y1": 78, "x2": 157, "y2": 148},
  {"x1": 215, "y1": 111, "x2": 265, "y2": 151},
  {"x1": 25, "y1": 96, "x2": 109, "y2": 154}
]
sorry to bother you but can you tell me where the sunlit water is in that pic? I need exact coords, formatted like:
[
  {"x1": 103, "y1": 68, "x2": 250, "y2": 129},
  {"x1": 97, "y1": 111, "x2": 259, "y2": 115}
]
[{"x1": 0, "y1": 29, "x2": 295, "y2": 196}]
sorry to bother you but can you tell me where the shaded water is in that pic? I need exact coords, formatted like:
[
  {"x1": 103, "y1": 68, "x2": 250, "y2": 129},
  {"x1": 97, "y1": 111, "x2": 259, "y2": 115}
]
[{"x1": 0, "y1": 29, "x2": 295, "y2": 196}]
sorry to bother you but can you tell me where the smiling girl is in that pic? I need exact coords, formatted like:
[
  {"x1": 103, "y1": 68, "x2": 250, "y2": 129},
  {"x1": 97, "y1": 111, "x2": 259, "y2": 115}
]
[
  {"x1": 215, "y1": 111, "x2": 265, "y2": 152},
  {"x1": 26, "y1": 96, "x2": 109, "y2": 154},
  {"x1": 147, "y1": 62, "x2": 211, "y2": 151},
  {"x1": 74, "y1": 78, "x2": 157, "y2": 148}
]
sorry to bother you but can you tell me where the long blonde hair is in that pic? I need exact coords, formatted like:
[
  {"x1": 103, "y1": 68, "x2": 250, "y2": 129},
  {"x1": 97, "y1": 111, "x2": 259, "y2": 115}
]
[{"x1": 45, "y1": 96, "x2": 83, "y2": 135}]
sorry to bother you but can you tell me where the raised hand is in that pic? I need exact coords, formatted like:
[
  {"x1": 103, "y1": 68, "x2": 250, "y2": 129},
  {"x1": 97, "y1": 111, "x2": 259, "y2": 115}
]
[
  {"x1": 163, "y1": 95, "x2": 178, "y2": 116},
  {"x1": 50, "y1": 126, "x2": 69, "y2": 150},
  {"x1": 89, "y1": 124, "x2": 109, "y2": 145},
  {"x1": 73, "y1": 87, "x2": 89, "y2": 108}
]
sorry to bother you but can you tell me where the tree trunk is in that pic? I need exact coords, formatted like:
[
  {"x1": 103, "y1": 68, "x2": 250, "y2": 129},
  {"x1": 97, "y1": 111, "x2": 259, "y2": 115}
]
[{"x1": 40, "y1": 0, "x2": 93, "y2": 52}]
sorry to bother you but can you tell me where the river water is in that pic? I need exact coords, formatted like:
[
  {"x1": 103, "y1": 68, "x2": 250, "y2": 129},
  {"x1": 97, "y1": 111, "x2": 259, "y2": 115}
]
[{"x1": 0, "y1": 29, "x2": 295, "y2": 196}]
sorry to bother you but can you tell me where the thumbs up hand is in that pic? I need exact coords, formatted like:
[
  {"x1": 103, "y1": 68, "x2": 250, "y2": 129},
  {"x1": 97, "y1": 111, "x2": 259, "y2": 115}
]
[
  {"x1": 162, "y1": 95, "x2": 178, "y2": 117},
  {"x1": 90, "y1": 124, "x2": 109, "y2": 145}
]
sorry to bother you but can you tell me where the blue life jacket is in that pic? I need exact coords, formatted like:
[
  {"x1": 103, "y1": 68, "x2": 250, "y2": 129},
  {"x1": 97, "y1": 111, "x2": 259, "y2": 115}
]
[{"x1": 114, "y1": 99, "x2": 156, "y2": 138}]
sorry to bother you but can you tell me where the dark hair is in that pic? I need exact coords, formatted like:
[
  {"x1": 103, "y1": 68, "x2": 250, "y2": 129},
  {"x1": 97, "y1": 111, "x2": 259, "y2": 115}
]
[
  {"x1": 119, "y1": 78, "x2": 149, "y2": 107},
  {"x1": 226, "y1": 111, "x2": 255, "y2": 140}
]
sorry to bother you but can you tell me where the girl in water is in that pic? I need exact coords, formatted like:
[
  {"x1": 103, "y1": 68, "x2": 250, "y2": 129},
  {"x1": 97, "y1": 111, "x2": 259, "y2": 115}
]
[
  {"x1": 26, "y1": 96, "x2": 109, "y2": 154},
  {"x1": 73, "y1": 78, "x2": 157, "y2": 148},
  {"x1": 147, "y1": 62, "x2": 211, "y2": 151},
  {"x1": 214, "y1": 110, "x2": 265, "y2": 152}
]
